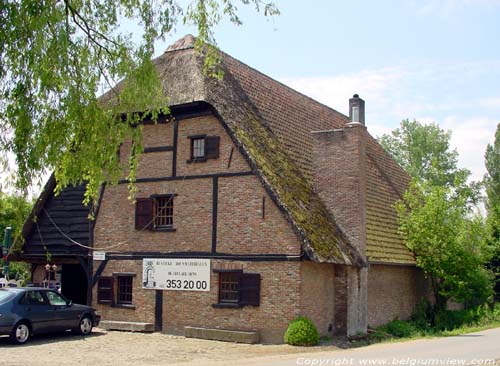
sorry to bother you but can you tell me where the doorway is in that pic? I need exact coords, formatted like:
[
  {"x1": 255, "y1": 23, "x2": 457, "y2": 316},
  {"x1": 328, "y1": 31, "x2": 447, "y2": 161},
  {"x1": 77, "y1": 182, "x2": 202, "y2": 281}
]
[{"x1": 61, "y1": 263, "x2": 88, "y2": 305}]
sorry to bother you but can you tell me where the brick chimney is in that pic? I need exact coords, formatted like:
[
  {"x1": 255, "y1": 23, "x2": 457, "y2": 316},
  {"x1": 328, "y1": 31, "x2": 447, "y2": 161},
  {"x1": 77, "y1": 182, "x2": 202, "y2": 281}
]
[
  {"x1": 311, "y1": 94, "x2": 368, "y2": 336},
  {"x1": 311, "y1": 122, "x2": 367, "y2": 256}
]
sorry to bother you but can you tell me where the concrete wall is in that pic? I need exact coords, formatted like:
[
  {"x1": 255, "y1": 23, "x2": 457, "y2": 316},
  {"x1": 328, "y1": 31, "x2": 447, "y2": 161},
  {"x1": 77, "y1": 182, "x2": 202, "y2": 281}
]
[{"x1": 333, "y1": 265, "x2": 368, "y2": 336}]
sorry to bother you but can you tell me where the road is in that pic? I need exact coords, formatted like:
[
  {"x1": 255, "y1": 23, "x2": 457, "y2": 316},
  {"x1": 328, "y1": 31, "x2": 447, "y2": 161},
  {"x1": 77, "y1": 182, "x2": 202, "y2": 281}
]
[{"x1": 173, "y1": 327, "x2": 500, "y2": 366}]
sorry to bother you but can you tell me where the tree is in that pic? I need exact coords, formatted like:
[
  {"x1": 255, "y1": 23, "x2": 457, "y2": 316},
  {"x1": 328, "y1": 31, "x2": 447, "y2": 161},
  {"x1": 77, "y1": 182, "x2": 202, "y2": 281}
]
[
  {"x1": 380, "y1": 119, "x2": 493, "y2": 310},
  {"x1": 379, "y1": 119, "x2": 471, "y2": 188},
  {"x1": 0, "y1": 1, "x2": 279, "y2": 202},
  {"x1": 0, "y1": 192, "x2": 33, "y2": 283},
  {"x1": 484, "y1": 123, "x2": 500, "y2": 301},
  {"x1": 396, "y1": 182, "x2": 493, "y2": 311},
  {"x1": 0, "y1": 193, "x2": 33, "y2": 246}
]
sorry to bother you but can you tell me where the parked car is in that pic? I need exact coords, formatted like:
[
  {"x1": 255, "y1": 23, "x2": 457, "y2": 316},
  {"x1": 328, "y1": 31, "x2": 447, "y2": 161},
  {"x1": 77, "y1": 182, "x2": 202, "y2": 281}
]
[{"x1": 0, "y1": 287, "x2": 101, "y2": 344}]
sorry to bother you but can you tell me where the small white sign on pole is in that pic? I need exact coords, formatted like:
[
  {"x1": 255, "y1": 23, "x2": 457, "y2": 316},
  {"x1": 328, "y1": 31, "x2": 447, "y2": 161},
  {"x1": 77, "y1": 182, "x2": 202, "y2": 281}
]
[
  {"x1": 93, "y1": 251, "x2": 106, "y2": 261},
  {"x1": 142, "y1": 258, "x2": 210, "y2": 291}
]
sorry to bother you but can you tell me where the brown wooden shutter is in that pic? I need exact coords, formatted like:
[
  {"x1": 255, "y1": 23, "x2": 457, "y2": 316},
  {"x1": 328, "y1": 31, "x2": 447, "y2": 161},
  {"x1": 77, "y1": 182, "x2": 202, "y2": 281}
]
[
  {"x1": 205, "y1": 136, "x2": 220, "y2": 159},
  {"x1": 97, "y1": 276, "x2": 114, "y2": 304},
  {"x1": 135, "y1": 198, "x2": 153, "y2": 230},
  {"x1": 239, "y1": 273, "x2": 261, "y2": 306}
]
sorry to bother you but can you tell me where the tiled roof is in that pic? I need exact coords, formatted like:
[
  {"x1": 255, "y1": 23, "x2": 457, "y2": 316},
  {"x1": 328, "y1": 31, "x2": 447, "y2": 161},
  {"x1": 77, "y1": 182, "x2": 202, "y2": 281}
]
[
  {"x1": 365, "y1": 140, "x2": 414, "y2": 264},
  {"x1": 222, "y1": 49, "x2": 414, "y2": 265},
  {"x1": 222, "y1": 53, "x2": 348, "y2": 180}
]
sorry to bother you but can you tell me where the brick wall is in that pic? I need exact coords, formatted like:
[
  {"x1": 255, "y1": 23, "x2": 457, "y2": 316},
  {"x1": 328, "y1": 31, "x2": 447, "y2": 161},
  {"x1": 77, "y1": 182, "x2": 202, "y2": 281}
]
[
  {"x1": 299, "y1": 261, "x2": 334, "y2": 336},
  {"x1": 94, "y1": 259, "x2": 301, "y2": 343},
  {"x1": 217, "y1": 175, "x2": 301, "y2": 255},
  {"x1": 311, "y1": 124, "x2": 369, "y2": 336},
  {"x1": 93, "y1": 260, "x2": 156, "y2": 324},
  {"x1": 92, "y1": 111, "x2": 308, "y2": 343},
  {"x1": 176, "y1": 116, "x2": 249, "y2": 176},
  {"x1": 32, "y1": 265, "x2": 46, "y2": 284},
  {"x1": 367, "y1": 264, "x2": 426, "y2": 327},
  {"x1": 164, "y1": 260, "x2": 301, "y2": 343},
  {"x1": 119, "y1": 115, "x2": 249, "y2": 178},
  {"x1": 312, "y1": 124, "x2": 367, "y2": 257},
  {"x1": 94, "y1": 111, "x2": 301, "y2": 256},
  {"x1": 346, "y1": 266, "x2": 367, "y2": 335},
  {"x1": 95, "y1": 179, "x2": 213, "y2": 253}
]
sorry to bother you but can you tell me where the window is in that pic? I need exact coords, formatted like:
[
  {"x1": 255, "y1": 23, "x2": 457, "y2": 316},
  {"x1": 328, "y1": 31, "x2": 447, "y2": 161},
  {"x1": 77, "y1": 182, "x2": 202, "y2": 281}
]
[
  {"x1": 188, "y1": 135, "x2": 220, "y2": 162},
  {"x1": 97, "y1": 274, "x2": 136, "y2": 307},
  {"x1": 97, "y1": 277, "x2": 114, "y2": 304},
  {"x1": 192, "y1": 137, "x2": 205, "y2": 159},
  {"x1": 20, "y1": 291, "x2": 48, "y2": 306},
  {"x1": 117, "y1": 276, "x2": 133, "y2": 305},
  {"x1": 45, "y1": 290, "x2": 68, "y2": 306},
  {"x1": 135, "y1": 195, "x2": 176, "y2": 231},
  {"x1": 219, "y1": 272, "x2": 240, "y2": 303},
  {"x1": 214, "y1": 270, "x2": 261, "y2": 308},
  {"x1": 154, "y1": 196, "x2": 173, "y2": 228}
]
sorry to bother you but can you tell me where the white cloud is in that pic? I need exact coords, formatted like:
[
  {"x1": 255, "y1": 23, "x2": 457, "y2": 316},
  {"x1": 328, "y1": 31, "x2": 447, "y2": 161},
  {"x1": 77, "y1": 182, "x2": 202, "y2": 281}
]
[
  {"x1": 280, "y1": 66, "x2": 408, "y2": 117},
  {"x1": 439, "y1": 116, "x2": 498, "y2": 181}
]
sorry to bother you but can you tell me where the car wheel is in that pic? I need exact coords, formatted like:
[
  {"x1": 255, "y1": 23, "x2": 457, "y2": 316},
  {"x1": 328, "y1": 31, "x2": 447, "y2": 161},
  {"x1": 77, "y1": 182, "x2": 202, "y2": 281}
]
[
  {"x1": 10, "y1": 321, "x2": 31, "y2": 345},
  {"x1": 76, "y1": 315, "x2": 93, "y2": 335}
]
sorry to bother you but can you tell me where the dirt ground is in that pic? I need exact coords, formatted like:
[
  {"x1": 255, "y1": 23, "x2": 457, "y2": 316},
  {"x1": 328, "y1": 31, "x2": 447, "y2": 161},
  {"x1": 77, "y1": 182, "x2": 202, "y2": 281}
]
[{"x1": 0, "y1": 328, "x2": 335, "y2": 366}]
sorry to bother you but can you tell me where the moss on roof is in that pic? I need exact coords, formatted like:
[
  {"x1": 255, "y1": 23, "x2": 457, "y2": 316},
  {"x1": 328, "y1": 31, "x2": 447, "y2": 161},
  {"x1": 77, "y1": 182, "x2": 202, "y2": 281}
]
[
  {"x1": 365, "y1": 144, "x2": 415, "y2": 264},
  {"x1": 26, "y1": 35, "x2": 416, "y2": 267},
  {"x1": 231, "y1": 112, "x2": 363, "y2": 264}
]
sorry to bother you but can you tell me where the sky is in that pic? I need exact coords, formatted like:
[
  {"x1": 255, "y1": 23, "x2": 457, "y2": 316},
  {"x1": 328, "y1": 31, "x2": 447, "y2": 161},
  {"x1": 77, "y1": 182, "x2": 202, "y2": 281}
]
[{"x1": 155, "y1": 0, "x2": 500, "y2": 183}]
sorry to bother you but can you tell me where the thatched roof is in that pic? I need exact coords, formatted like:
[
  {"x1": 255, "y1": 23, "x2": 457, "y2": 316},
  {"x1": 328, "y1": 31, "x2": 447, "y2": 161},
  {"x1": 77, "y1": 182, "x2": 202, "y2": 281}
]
[
  {"x1": 99, "y1": 35, "x2": 415, "y2": 266},
  {"x1": 110, "y1": 35, "x2": 362, "y2": 266}
]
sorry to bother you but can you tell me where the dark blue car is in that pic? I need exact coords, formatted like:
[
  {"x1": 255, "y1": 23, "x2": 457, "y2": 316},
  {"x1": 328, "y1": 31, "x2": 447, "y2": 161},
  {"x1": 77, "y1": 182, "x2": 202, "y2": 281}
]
[{"x1": 0, "y1": 287, "x2": 101, "y2": 344}]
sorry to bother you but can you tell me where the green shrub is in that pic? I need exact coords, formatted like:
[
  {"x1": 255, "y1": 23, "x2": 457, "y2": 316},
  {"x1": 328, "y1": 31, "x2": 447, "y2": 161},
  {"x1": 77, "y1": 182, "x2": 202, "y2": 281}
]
[
  {"x1": 482, "y1": 303, "x2": 500, "y2": 323},
  {"x1": 411, "y1": 299, "x2": 433, "y2": 331},
  {"x1": 284, "y1": 316, "x2": 320, "y2": 346},
  {"x1": 434, "y1": 310, "x2": 475, "y2": 331},
  {"x1": 385, "y1": 319, "x2": 419, "y2": 338}
]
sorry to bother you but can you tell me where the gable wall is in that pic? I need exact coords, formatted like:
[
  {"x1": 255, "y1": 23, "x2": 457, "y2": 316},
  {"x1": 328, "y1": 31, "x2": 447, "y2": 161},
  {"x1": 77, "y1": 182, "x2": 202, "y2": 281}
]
[{"x1": 94, "y1": 112, "x2": 302, "y2": 256}]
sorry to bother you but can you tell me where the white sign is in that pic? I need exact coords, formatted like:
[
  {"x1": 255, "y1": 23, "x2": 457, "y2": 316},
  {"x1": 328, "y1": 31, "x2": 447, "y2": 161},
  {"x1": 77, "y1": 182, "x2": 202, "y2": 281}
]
[
  {"x1": 142, "y1": 258, "x2": 210, "y2": 291},
  {"x1": 93, "y1": 251, "x2": 106, "y2": 261}
]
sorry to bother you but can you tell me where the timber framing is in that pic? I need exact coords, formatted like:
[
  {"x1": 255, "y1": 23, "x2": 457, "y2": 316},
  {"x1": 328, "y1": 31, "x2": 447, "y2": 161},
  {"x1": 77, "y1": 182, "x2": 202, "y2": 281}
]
[
  {"x1": 143, "y1": 146, "x2": 174, "y2": 153},
  {"x1": 211, "y1": 176, "x2": 218, "y2": 254},
  {"x1": 118, "y1": 171, "x2": 253, "y2": 184},
  {"x1": 102, "y1": 252, "x2": 303, "y2": 261}
]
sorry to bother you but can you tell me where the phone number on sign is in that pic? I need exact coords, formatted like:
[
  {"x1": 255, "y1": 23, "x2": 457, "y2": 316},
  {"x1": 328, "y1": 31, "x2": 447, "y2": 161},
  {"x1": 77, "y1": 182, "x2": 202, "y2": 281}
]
[{"x1": 162, "y1": 279, "x2": 208, "y2": 290}]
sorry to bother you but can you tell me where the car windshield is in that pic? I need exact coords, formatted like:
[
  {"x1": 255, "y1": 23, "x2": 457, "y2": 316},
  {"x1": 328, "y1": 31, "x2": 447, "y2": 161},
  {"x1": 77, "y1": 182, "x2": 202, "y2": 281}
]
[{"x1": 0, "y1": 289, "x2": 15, "y2": 303}]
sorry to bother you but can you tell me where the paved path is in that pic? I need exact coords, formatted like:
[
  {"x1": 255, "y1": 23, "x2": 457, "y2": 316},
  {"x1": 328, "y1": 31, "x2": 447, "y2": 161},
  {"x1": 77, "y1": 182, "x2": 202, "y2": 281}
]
[{"x1": 174, "y1": 327, "x2": 500, "y2": 366}]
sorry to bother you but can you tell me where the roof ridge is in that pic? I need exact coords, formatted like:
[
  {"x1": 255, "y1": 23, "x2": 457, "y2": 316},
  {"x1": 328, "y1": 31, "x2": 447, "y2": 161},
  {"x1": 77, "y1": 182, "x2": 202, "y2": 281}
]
[{"x1": 165, "y1": 34, "x2": 196, "y2": 53}]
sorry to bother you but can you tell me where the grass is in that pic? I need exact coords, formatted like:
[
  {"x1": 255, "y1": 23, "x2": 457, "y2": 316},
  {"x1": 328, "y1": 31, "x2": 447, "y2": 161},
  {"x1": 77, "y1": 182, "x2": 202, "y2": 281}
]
[{"x1": 347, "y1": 303, "x2": 500, "y2": 348}]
